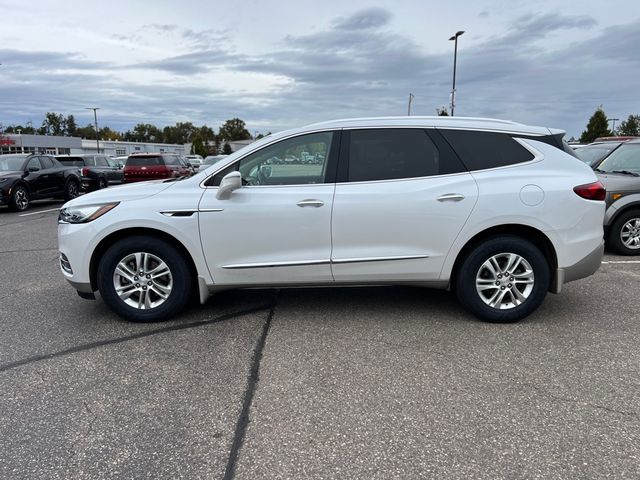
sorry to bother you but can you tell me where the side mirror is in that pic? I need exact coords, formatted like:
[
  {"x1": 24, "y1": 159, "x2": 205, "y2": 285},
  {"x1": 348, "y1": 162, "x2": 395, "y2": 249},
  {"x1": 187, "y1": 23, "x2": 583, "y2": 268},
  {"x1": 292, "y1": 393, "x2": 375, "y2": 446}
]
[
  {"x1": 216, "y1": 171, "x2": 242, "y2": 200},
  {"x1": 28, "y1": 166, "x2": 40, "y2": 173}
]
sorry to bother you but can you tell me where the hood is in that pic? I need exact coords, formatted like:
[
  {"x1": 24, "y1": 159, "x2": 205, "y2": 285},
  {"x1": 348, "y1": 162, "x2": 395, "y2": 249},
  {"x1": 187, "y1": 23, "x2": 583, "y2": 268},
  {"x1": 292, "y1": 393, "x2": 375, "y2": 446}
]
[
  {"x1": 0, "y1": 170, "x2": 22, "y2": 178},
  {"x1": 63, "y1": 179, "x2": 176, "y2": 208},
  {"x1": 596, "y1": 172, "x2": 640, "y2": 192}
]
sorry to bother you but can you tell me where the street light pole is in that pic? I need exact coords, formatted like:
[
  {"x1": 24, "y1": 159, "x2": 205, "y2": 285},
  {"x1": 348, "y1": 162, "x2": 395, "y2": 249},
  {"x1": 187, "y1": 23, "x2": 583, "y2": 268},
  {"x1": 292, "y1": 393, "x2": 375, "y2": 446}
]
[
  {"x1": 16, "y1": 128, "x2": 23, "y2": 153},
  {"x1": 85, "y1": 107, "x2": 100, "y2": 153},
  {"x1": 609, "y1": 118, "x2": 619, "y2": 134},
  {"x1": 407, "y1": 93, "x2": 414, "y2": 116},
  {"x1": 449, "y1": 30, "x2": 465, "y2": 117}
]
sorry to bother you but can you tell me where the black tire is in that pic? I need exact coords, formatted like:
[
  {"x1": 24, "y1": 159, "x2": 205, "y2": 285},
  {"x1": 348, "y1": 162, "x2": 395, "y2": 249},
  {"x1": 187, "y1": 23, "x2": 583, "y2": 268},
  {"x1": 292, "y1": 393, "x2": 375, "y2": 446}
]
[
  {"x1": 607, "y1": 209, "x2": 640, "y2": 256},
  {"x1": 64, "y1": 179, "x2": 80, "y2": 201},
  {"x1": 455, "y1": 235, "x2": 550, "y2": 323},
  {"x1": 98, "y1": 177, "x2": 108, "y2": 189},
  {"x1": 97, "y1": 235, "x2": 194, "y2": 322},
  {"x1": 8, "y1": 184, "x2": 30, "y2": 211}
]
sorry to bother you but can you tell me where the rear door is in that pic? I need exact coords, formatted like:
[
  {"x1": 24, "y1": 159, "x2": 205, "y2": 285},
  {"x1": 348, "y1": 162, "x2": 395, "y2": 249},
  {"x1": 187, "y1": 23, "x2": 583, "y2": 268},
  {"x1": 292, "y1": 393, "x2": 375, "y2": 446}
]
[{"x1": 331, "y1": 128, "x2": 478, "y2": 282}]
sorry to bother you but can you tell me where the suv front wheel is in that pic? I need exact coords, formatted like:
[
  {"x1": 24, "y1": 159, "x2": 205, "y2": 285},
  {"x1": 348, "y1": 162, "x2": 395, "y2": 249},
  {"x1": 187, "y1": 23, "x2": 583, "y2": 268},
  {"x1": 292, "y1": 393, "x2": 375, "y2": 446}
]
[
  {"x1": 97, "y1": 236, "x2": 193, "y2": 322},
  {"x1": 455, "y1": 236, "x2": 550, "y2": 323}
]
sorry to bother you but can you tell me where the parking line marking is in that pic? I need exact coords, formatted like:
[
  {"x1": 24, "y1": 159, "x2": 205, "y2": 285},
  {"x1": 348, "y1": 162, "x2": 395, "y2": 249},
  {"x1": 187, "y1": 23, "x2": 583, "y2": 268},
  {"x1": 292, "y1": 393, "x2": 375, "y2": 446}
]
[
  {"x1": 18, "y1": 208, "x2": 60, "y2": 217},
  {"x1": 602, "y1": 261, "x2": 640, "y2": 264}
]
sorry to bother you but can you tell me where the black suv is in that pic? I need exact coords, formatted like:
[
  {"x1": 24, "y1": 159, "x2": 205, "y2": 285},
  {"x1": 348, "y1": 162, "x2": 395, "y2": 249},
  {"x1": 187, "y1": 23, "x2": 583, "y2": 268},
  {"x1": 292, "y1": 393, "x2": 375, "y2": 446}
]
[
  {"x1": 0, "y1": 153, "x2": 82, "y2": 211},
  {"x1": 56, "y1": 154, "x2": 123, "y2": 191}
]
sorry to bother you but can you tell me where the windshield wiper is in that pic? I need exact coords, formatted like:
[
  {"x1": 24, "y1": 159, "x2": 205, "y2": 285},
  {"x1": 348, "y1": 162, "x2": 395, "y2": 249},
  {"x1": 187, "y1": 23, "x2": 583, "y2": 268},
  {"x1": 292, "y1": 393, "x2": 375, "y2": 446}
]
[
  {"x1": 611, "y1": 170, "x2": 640, "y2": 177},
  {"x1": 593, "y1": 168, "x2": 605, "y2": 173}
]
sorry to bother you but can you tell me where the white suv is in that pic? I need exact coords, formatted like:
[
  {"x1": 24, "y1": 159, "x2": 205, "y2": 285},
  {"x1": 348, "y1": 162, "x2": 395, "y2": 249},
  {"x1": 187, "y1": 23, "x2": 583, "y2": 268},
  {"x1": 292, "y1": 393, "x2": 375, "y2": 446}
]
[{"x1": 58, "y1": 117, "x2": 605, "y2": 323}]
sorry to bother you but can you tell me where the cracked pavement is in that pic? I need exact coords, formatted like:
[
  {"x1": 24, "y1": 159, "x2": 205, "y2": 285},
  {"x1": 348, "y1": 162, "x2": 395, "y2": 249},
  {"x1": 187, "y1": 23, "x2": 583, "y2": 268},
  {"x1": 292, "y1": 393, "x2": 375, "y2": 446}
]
[{"x1": 1, "y1": 201, "x2": 640, "y2": 479}]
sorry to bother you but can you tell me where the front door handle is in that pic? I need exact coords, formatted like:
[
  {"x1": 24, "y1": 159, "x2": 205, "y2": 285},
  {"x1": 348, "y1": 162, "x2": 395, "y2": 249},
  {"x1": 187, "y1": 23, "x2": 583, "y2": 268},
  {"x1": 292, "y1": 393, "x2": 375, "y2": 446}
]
[
  {"x1": 297, "y1": 199, "x2": 324, "y2": 208},
  {"x1": 437, "y1": 193, "x2": 465, "y2": 202}
]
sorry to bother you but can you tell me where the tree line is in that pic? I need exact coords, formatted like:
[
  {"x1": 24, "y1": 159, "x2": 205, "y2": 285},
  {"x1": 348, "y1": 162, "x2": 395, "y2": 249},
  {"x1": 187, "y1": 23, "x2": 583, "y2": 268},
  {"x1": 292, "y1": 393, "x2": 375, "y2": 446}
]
[
  {"x1": 1, "y1": 113, "x2": 263, "y2": 156},
  {"x1": 578, "y1": 108, "x2": 639, "y2": 143}
]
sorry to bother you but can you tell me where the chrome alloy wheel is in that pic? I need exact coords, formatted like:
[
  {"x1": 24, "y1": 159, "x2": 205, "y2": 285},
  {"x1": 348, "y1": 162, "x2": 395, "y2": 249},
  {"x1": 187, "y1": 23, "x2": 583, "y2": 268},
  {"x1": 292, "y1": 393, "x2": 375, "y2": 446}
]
[
  {"x1": 112, "y1": 252, "x2": 173, "y2": 310},
  {"x1": 14, "y1": 187, "x2": 28, "y2": 210},
  {"x1": 475, "y1": 253, "x2": 535, "y2": 310},
  {"x1": 67, "y1": 181, "x2": 79, "y2": 198},
  {"x1": 620, "y1": 218, "x2": 640, "y2": 250}
]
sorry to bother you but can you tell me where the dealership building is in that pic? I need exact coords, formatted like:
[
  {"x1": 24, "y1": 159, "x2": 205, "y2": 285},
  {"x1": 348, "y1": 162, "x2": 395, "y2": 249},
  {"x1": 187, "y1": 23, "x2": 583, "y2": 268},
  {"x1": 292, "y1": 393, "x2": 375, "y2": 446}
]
[{"x1": 0, "y1": 133, "x2": 188, "y2": 156}]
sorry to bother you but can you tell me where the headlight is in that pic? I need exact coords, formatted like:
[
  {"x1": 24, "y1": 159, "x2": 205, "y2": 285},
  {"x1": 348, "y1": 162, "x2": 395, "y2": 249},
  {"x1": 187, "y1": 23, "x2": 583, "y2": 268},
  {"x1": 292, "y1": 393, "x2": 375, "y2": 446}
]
[
  {"x1": 0, "y1": 178, "x2": 7, "y2": 183},
  {"x1": 58, "y1": 202, "x2": 119, "y2": 224}
]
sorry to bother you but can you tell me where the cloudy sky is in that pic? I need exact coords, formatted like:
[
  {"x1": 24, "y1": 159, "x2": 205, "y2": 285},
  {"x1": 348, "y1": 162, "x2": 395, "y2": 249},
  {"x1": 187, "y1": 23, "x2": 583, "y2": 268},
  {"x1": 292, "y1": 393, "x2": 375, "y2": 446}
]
[{"x1": 0, "y1": 0, "x2": 638, "y2": 139}]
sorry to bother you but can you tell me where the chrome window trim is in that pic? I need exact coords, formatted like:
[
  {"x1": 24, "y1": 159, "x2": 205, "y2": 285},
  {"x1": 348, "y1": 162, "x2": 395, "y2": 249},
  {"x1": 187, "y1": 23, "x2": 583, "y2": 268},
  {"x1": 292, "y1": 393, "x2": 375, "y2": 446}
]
[{"x1": 332, "y1": 254, "x2": 430, "y2": 264}]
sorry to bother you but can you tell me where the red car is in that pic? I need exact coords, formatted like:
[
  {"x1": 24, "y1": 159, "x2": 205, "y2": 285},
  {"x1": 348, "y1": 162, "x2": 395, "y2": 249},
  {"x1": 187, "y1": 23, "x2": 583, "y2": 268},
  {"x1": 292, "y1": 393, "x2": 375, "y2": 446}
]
[{"x1": 123, "y1": 153, "x2": 193, "y2": 183}]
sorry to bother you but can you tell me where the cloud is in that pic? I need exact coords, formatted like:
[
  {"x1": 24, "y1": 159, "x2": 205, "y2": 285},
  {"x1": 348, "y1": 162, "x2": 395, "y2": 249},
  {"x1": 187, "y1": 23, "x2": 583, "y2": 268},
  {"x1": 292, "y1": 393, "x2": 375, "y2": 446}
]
[{"x1": 332, "y1": 8, "x2": 392, "y2": 31}]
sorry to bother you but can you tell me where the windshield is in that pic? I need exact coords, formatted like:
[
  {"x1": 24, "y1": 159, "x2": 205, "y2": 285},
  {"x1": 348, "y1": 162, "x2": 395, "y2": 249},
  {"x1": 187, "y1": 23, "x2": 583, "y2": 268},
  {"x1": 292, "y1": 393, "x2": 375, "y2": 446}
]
[
  {"x1": 0, "y1": 155, "x2": 26, "y2": 171},
  {"x1": 576, "y1": 144, "x2": 620, "y2": 166},
  {"x1": 598, "y1": 144, "x2": 640, "y2": 174}
]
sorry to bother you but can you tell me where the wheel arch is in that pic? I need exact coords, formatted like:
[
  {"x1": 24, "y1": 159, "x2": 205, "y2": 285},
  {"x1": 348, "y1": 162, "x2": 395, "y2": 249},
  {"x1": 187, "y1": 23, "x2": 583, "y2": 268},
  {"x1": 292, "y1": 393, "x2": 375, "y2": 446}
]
[
  {"x1": 605, "y1": 201, "x2": 640, "y2": 232},
  {"x1": 89, "y1": 227, "x2": 199, "y2": 292},
  {"x1": 450, "y1": 224, "x2": 558, "y2": 292}
]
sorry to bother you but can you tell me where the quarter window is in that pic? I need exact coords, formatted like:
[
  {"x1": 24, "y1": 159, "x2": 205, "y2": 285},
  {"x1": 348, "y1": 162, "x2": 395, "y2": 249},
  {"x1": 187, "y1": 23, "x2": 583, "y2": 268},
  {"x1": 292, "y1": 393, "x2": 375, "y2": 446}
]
[
  {"x1": 346, "y1": 128, "x2": 463, "y2": 182},
  {"x1": 40, "y1": 156, "x2": 55, "y2": 169},
  {"x1": 439, "y1": 129, "x2": 535, "y2": 171}
]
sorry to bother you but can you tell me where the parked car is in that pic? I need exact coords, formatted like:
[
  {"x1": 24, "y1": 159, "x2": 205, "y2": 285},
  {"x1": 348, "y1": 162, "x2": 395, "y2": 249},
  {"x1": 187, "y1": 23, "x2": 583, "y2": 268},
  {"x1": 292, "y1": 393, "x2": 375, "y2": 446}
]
[
  {"x1": 0, "y1": 153, "x2": 81, "y2": 211},
  {"x1": 575, "y1": 141, "x2": 626, "y2": 166},
  {"x1": 123, "y1": 153, "x2": 193, "y2": 183},
  {"x1": 58, "y1": 117, "x2": 605, "y2": 323},
  {"x1": 185, "y1": 154, "x2": 203, "y2": 168},
  {"x1": 56, "y1": 154, "x2": 123, "y2": 191},
  {"x1": 203, "y1": 155, "x2": 228, "y2": 167},
  {"x1": 590, "y1": 139, "x2": 640, "y2": 255}
]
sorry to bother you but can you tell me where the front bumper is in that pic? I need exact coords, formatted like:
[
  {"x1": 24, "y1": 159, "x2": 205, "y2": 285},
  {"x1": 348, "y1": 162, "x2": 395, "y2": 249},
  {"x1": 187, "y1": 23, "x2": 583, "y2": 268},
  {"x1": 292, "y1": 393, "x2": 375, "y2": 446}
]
[{"x1": 551, "y1": 240, "x2": 604, "y2": 293}]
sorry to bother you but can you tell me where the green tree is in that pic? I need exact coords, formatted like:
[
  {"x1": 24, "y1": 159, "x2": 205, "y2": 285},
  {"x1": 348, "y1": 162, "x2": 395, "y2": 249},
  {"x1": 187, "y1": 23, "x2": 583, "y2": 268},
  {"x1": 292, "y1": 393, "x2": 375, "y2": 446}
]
[
  {"x1": 65, "y1": 115, "x2": 78, "y2": 136},
  {"x1": 618, "y1": 115, "x2": 640, "y2": 136},
  {"x1": 222, "y1": 142, "x2": 233, "y2": 154},
  {"x1": 580, "y1": 107, "x2": 611, "y2": 143},
  {"x1": 218, "y1": 118, "x2": 251, "y2": 141},
  {"x1": 162, "y1": 122, "x2": 198, "y2": 144},
  {"x1": 77, "y1": 124, "x2": 97, "y2": 139},
  {"x1": 125, "y1": 123, "x2": 163, "y2": 142},
  {"x1": 99, "y1": 126, "x2": 122, "y2": 141},
  {"x1": 191, "y1": 135, "x2": 208, "y2": 157},
  {"x1": 39, "y1": 112, "x2": 65, "y2": 136}
]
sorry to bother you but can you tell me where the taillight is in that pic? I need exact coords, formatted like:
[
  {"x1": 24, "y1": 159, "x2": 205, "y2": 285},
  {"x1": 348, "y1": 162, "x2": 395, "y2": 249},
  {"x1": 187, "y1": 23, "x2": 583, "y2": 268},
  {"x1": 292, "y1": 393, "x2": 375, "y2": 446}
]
[
  {"x1": 574, "y1": 181, "x2": 606, "y2": 201},
  {"x1": 82, "y1": 167, "x2": 89, "y2": 176}
]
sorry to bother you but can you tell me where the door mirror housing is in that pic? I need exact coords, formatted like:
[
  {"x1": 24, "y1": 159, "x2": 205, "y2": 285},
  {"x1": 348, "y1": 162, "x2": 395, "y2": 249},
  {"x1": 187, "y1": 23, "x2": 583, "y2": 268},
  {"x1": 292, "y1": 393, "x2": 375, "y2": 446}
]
[
  {"x1": 216, "y1": 171, "x2": 242, "y2": 200},
  {"x1": 27, "y1": 166, "x2": 40, "y2": 173}
]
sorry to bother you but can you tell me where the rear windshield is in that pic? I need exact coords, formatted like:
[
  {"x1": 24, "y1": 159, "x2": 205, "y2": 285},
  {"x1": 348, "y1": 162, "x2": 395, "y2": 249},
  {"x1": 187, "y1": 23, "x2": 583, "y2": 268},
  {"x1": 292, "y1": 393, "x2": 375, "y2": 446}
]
[{"x1": 126, "y1": 156, "x2": 163, "y2": 166}]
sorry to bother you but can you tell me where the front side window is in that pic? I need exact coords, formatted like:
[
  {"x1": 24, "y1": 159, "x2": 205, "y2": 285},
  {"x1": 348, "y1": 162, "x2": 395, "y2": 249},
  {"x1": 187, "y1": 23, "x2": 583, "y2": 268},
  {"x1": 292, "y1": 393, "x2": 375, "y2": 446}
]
[
  {"x1": 26, "y1": 157, "x2": 41, "y2": 171},
  {"x1": 346, "y1": 128, "x2": 463, "y2": 182},
  {"x1": 210, "y1": 132, "x2": 334, "y2": 186}
]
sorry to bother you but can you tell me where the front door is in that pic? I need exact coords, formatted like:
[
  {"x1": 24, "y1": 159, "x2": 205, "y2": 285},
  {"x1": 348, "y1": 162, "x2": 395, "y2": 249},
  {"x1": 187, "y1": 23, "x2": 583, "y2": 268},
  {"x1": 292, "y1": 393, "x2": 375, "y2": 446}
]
[{"x1": 198, "y1": 131, "x2": 339, "y2": 285}]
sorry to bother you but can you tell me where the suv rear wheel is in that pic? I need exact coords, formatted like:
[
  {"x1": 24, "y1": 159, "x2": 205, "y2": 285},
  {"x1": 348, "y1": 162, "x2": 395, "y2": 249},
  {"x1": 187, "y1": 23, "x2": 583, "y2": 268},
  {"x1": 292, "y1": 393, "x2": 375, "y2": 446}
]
[
  {"x1": 455, "y1": 236, "x2": 550, "y2": 323},
  {"x1": 97, "y1": 236, "x2": 193, "y2": 322},
  {"x1": 607, "y1": 209, "x2": 640, "y2": 255}
]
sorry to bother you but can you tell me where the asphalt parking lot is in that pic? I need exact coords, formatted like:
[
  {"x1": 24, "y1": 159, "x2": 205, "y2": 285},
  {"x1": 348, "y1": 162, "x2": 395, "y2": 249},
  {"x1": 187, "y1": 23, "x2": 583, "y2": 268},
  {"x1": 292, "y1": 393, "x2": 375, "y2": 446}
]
[{"x1": 1, "y1": 200, "x2": 640, "y2": 479}]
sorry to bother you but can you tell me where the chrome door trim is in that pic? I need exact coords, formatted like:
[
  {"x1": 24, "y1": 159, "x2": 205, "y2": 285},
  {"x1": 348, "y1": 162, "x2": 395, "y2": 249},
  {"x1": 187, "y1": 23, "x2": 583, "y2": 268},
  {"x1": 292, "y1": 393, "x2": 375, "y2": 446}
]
[
  {"x1": 160, "y1": 210, "x2": 197, "y2": 217},
  {"x1": 222, "y1": 259, "x2": 330, "y2": 269},
  {"x1": 332, "y1": 254, "x2": 429, "y2": 264},
  {"x1": 198, "y1": 208, "x2": 224, "y2": 213}
]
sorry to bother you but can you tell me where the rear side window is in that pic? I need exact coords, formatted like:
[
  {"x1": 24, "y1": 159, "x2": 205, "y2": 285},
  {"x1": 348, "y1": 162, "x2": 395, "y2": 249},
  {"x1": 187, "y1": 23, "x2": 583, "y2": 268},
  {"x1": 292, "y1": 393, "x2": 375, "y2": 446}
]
[
  {"x1": 95, "y1": 156, "x2": 109, "y2": 167},
  {"x1": 126, "y1": 156, "x2": 162, "y2": 166},
  {"x1": 163, "y1": 155, "x2": 181, "y2": 166},
  {"x1": 58, "y1": 157, "x2": 85, "y2": 167},
  {"x1": 40, "y1": 156, "x2": 55, "y2": 169},
  {"x1": 346, "y1": 129, "x2": 465, "y2": 182},
  {"x1": 439, "y1": 129, "x2": 535, "y2": 171}
]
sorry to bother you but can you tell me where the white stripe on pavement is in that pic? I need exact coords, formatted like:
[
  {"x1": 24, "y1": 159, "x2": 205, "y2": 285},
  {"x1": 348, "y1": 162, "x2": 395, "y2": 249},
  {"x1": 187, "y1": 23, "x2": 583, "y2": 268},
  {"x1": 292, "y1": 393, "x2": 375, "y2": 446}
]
[
  {"x1": 602, "y1": 260, "x2": 640, "y2": 264},
  {"x1": 18, "y1": 208, "x2": 60, "y2": 217}
]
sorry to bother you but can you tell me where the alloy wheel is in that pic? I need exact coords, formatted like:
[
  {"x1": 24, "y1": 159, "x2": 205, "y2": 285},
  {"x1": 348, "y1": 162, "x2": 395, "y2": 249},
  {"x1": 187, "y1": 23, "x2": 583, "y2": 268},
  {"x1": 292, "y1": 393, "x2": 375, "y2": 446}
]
[
  {"x1": 620, "y1": 218, "x2": 640, "y2": 250},
  {"x1": 14, "y1": 188, "x2": 28, "y2": 210},
  {"x1": 67, "y1": 182, "x2": 79, "y2": 198},
  {"x1": 475, "y1": 252, "x2": 535, "y2": 310},
  {"x1": 112, "y1": 252, "x2": 173, "y2": 310}
]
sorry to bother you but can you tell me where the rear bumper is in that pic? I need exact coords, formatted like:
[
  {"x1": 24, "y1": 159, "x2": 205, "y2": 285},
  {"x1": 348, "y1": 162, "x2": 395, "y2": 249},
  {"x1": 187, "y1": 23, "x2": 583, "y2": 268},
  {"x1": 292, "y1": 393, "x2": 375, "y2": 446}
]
[{"x1": 551, "y1": 240, "x2": 604, "y2": 293}]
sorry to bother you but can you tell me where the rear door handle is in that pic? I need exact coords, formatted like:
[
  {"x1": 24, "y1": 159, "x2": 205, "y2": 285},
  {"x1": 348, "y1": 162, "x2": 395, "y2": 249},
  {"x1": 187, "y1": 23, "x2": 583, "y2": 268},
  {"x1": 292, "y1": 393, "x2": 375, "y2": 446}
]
[
  {"x1": 437, "y1": 193, "x2": 465, "y2": 202},
  {"x1": 297, "y1": 199, "x2": 324, "y2": 208}
]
